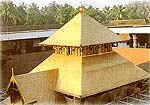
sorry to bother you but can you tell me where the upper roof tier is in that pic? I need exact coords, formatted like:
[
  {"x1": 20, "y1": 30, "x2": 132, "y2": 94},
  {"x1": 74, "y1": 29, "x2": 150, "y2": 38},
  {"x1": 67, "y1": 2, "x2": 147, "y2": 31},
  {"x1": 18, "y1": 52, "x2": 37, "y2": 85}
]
[{"x1": 40, "y1": 13, "x2": 126, "y2": 46}]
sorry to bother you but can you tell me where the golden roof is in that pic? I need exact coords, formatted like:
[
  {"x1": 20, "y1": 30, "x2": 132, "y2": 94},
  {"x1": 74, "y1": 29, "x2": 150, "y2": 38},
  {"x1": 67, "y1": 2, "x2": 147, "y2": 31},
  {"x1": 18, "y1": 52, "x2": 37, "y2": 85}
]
[
  {"x1": 40, "y1": 13, "x2": 126, "y2": 46},
  {"x1": 31, "y1": 52, "x2": 150, "y2": 98},
  {"x1": 6, "y1": 69, "x2": 58, "y2": 104}
]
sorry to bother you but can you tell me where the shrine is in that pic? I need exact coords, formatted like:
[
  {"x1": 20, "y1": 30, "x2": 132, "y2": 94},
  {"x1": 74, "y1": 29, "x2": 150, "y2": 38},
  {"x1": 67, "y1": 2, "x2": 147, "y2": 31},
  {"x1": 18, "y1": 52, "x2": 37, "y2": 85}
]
[{"x1": 3, "y1": 6, "x2": 150, "y2": 104}]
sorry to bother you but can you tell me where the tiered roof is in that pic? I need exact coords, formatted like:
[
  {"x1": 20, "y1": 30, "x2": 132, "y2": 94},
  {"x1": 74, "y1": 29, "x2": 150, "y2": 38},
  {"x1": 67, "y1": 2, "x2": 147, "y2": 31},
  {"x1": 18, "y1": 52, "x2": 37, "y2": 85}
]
[
  {"x1": 31, "y1": 52, "x2": 150, "y2": 98},
  {"x1": 40, "y1": 13, "x2": 125, "y2": 46}
]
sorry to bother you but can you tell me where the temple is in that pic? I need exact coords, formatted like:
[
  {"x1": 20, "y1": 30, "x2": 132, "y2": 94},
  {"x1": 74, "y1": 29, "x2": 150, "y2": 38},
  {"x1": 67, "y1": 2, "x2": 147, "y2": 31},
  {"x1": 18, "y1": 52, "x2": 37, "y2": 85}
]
[{"x1": 2, "y1": 6, "x2": 150, "y2": 104}]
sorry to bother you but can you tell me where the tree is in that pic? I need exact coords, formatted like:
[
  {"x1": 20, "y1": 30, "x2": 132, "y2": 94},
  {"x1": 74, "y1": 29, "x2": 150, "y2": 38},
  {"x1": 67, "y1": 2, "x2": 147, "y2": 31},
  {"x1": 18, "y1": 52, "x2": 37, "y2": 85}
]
[
  {"x1": 17, "y1": 2, "x2": 27, "y2": 25},
  {"x1": 102, "y1": 6, "x2": 113, "y2": 24},
  {"x1": 126, "y1": 1, "x2": 150, "y2": 22},
  {"x1": 0, "y1": 0, "x2": 20, "y2": 26},
  {"x1": 56, "y1": 3, "x2": 75, "y2": 24},
  {"x1": 111, "y1": 5, "x2": 128, "y2": 20},
  {"x1": 25, "y1": 3, "x2": 41, "y2": 26},
  {"x1": 141, "y1": 1, "x2": 150, "y2": 22},
  {"x1": 0, "y1": 0, "x2": 149, "y2": 31},
  {"x1": 86, "y1": 5, "x2": 96, "y2": 18}
]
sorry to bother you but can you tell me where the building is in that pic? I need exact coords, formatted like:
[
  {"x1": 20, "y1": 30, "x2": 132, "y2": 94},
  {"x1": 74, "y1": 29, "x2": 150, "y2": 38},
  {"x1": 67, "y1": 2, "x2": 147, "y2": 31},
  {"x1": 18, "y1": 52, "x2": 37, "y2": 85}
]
[
  {"x1": 0, "y1": 30, "x2": 56, "y2": 54},
  {"x1": 108, "y1": 19, "x2": 150, "y2": 48},
  {"x1": 2, "y1": 6, "x2": 150, "y2": 104},
  {"x1": 0, "y1": 31, "x2": 56, "y2": 89}
]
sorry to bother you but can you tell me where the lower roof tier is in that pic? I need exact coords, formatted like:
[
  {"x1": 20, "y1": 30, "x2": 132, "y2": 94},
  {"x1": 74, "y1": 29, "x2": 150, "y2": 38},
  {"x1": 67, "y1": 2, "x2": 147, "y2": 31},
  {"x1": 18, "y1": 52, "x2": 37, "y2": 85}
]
[{"x1": 30, "y1": 52, "x2": 150, "y2": 98}]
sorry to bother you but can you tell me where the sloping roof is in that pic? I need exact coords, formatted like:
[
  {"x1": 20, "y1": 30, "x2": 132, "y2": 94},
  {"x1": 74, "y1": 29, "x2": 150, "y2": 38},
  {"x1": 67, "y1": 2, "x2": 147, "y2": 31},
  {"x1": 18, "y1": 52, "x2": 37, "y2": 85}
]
[
  {"x1": 113, "y1": 47, "x2": 150, "y2": 65},
  {"x1": 0, "y1": 30, "x2": 55, "y2": 41},
  {"x1": 6, "y1": 69, "x2": 58, "y2": 104},
  {"x1": 40, "y1": 13, "x2": 125, "y2": 46},
  {"x1": 109, "y1": 26, "x2": 150, "y2": 34},
  {"x1": 81, "y1": 61, "x2": 149, "y2": 97},
  {"x1": 31, "y1": 54, "x2": 82, "y2": 97},
  {"x1": 138, "y1": 61, "x2": 150, "y2": 73},
  {"x1": 31, "y1": 52, "x2": 150, "y2": 98}
]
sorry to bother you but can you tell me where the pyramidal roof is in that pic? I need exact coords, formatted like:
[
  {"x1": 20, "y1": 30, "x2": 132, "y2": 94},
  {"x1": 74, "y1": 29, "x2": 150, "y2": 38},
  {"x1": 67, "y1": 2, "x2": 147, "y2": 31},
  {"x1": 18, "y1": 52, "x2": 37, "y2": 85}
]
[
  {"x1": 30, "y1": 53, "x2": 150, "y2": 97},
  {"x1": 40, "y1": 13, "x2": 126, "y2": 46}
]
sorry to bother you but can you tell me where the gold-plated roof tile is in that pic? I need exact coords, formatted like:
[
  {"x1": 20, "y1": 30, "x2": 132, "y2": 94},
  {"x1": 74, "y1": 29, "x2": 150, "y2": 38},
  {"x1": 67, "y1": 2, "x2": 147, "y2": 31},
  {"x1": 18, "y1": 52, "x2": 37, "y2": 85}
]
[
  {"x1": 40, "y1": 13, "x2": 126, "y2": 46},
  {"x1": 30, "y1": 53, "x2": 150, "y2": 97}
]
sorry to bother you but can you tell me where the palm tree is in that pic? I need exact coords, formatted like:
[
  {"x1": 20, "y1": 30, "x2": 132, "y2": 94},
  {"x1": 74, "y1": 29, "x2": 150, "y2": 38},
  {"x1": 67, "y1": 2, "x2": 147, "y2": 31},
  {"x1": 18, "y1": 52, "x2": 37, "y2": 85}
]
[
  {"x1": 17, "y1": 2, "x2": 27, "y2": 25},
  {"x1": 0, "y1": 0, "x2": 22, "y2": 32},
  {"x1": 0, "y1": 0, "x2": 20, "y2": 26},
  {"x1": 102, "y1": 6, "x2": 113, "y2": 24},
  {"x1": 111, "y1": 5, "x2": 128, "y2": 20}
]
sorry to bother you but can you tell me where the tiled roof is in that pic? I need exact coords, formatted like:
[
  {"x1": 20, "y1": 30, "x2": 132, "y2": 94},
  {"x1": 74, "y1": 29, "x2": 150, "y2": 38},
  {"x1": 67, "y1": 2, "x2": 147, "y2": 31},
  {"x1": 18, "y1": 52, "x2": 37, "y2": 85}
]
[
  {"x1": 40, "y1": 13, "x2": 125, "y2": 46},
  {"x1": 31, "y1": 52, "x2": 150, "y2": 98},
  {"x1": 113, "y1": 47, "x2": 150, "y2": 65},
  {"x1": 6, "y1": 69, "x2": 58, "y2": 104}
]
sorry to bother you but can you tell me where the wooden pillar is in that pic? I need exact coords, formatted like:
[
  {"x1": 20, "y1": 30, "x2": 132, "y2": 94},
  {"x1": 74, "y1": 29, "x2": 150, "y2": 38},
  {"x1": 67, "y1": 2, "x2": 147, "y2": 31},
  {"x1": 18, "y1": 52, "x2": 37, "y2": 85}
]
[
  {"x1": 41, "y1": 46, "x2": 46, "y2": 51},
  {"x1": 20, "y1": 41, "x2": 26, "y2": 54},
  {"x1": 15, "y1": 41, "x2": 20, "y2": 54},
  {"x1": 144, "y1": 43, "x2": 147, "y2": 48},
  {"x1": 33, "y1": 39, "x2": 40, "y2": 47},
  {"x1": 33, "y1": 39, "x2": 41, "y2": 52},
  {"x1": 133, "y1": 35, "x2": 137, "y2": 48}
]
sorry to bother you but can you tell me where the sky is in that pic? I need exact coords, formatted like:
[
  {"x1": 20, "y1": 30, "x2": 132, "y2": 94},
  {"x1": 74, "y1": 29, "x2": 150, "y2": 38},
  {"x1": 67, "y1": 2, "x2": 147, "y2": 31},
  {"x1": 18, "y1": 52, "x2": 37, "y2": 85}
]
[{"x1": 0, "y1": 0, "x2": 147, "y2": 8}]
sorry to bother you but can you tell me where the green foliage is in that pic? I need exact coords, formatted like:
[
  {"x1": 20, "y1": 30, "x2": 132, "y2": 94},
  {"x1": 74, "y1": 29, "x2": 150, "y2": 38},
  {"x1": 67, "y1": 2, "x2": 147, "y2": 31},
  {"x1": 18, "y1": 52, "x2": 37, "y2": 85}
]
[
  {"x1": 0, "y1": 0, "x2": 20, "y2": 26},
  {"x1": 55, "y1": 3, "x2": 75, "y2": 24},
  {"x1": 0, "y1": 0, "x2": 150, "y2": 28}
]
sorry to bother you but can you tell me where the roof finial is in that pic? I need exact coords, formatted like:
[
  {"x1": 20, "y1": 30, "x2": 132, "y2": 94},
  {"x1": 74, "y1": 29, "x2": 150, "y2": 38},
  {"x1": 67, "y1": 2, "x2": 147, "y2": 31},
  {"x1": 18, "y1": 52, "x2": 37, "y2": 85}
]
[
  {"x1": 80, "y1": 3, "x2": 84, "y2": 15},
  {"x1": 11, "y1": 67, "x2": 14, "y2": 77}
]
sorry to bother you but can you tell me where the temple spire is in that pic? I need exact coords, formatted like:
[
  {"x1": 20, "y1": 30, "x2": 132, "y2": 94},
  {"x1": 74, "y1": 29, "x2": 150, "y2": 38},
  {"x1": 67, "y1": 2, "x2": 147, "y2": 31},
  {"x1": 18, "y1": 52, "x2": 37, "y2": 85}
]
[{"x1": 79, "y1": 4, "x2": 84, "y2": 15}]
